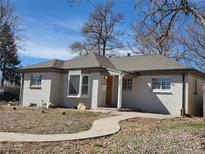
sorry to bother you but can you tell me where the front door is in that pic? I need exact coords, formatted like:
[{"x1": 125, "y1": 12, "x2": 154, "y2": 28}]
[{"x1": 106, "y1": 76, "x2": 113, "y2": 105}]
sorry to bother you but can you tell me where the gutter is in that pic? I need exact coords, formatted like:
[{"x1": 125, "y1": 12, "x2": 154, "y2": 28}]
[
  {"x1": 102, "y1": 67, "x2": 122, "y2": 74},
  {"x1": 19, "y1": 73, "x2": 24, "y2": 104},
  {"x1": 181, "y1": 73, "x2": 186, "y2": 117},
  {"x1": 102, "y1": 66, "x2": 139, "y2": 76}
]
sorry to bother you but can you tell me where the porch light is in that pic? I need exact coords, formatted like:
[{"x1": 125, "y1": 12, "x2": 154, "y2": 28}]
[{"x1": 104, "y1": 75, "x2": 108, "y2": 80}]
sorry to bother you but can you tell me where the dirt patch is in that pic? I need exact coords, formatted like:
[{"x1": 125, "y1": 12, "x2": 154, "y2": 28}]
[
  {"x1": 0, "y1": 116, "x2": 205, "y2": 153},
  {"x1": 0, "y1": 106, "x2": 109, "y2": 134}
]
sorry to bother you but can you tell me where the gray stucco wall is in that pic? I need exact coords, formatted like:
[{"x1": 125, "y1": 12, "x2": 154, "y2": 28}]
[
  {"x1": 22, "y1": 72, "x2": 52, "y2": 107},
  {"x1": 49, "y1": 72, "x2": 63, "y2": 106},
  {"x1": 90, "y1": 72, "x2": 106, "y2": 108},
  {"x1": 60, "y1": 71, "x2": 90, "y2": 108},
  {"x1": 60, "y1": 70, "x2": 106, "y2": 109},
  {"x1": 22, "y1": 70, "x2": 107, "y2": 109},
  {"x1": 22, "y1": 70, "x2": 205, "y2": 116},
  {"x1": 186, "y1": 74, "x2": 205, "y2": 116},
  {"x1": 122, "y1": 75, "x2": 183, "y2": 115}
]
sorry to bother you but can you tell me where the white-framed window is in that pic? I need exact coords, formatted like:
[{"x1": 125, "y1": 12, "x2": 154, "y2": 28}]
[
  {"x1": 193, "y1": 78, "x2": 198, "y2": 95},
  {"x1": 68, "y1": 75, "x2": 80, "y2": 96},
  {"x1": 30, "y1": 75, "x2": 42, "y2": 86},
  {"x1": 123, "y1": 78, "x2": 132, "y2": 91},
  {"x1": 152, "y1": 77, "x2": 171, "y2": 90},
  {"x1": 68, "y1": 74, "x2": 89, "y2": 97},
  {"x1": 81, "y1": 75, "x2": 89, "y2": 95}
]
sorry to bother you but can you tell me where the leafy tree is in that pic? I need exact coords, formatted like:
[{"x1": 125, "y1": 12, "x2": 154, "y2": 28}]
[
  {"x1": 70, "y1": 2, "x2": 124, "y2": 57},
  {"x1": 0, "y1": 23, "x2": 20, "y2": 86},
  {"x1": 0, "y1": 0, "x2": 21, "y2": 86}
]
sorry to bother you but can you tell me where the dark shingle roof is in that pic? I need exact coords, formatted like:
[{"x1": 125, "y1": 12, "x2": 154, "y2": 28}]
[
  {"x1": 22, "y1": 53, "x2": 190, "y2": 72},
  {"x1": 22, "y1": 59, "x2": 64, "y2": 70},
  {"x1": 63, "y1": 53, "x2": 116, "y2": 69}
]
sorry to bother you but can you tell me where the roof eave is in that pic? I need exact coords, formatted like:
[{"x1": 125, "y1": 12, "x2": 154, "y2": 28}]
[
  {"x1": 20, "y1": 67, "x2": 64, "y2": 72},
  {"x1": 131, "y1": 68, "x2": 205, "y2": 78}
]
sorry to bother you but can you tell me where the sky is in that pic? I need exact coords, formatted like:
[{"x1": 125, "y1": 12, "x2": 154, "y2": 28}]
[{"x1": 11, "y1": 0, "x2": 137, "y2": 67}]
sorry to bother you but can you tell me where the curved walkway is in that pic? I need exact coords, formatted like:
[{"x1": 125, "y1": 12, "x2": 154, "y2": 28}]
[{"x1": 0, "y1": 111, "x2": 175, "y2": 142}]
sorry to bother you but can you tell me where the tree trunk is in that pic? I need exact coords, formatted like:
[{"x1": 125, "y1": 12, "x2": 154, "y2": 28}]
[
  {"x1": 97, "y1": 38, "x2": 101, "y2": 55},
  {"x1": 1, "y1": 57, "x2": 6, "y2": 87},
  {"x1": 1, "y1": 73, "x2": 4, "y2": 87},
  {"x1": 102, "y1": 40, "x2": 106, "y2": 56}
]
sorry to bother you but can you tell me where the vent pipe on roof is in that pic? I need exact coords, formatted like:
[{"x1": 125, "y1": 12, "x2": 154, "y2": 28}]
[{"x1": 127, "y1": 53, "x2": 131, "y2": 57}]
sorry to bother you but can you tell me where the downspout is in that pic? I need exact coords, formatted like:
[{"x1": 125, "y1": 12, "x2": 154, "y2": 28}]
[
  {"x1": 19, "y1": 72, "x2": 24, "y2": 105},
  {"x1": 181, "y1": 73, "x2": 186, "y2": 117}
]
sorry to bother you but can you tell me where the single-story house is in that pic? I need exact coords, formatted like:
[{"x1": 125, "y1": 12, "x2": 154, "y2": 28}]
[{"x1": 20, "y1": 53, "x2": 205, "y2": 116}]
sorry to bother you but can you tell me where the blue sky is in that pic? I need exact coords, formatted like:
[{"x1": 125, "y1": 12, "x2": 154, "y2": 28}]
[{"x1": 11, "y1": 0, "x2": 136, "y2": 66}]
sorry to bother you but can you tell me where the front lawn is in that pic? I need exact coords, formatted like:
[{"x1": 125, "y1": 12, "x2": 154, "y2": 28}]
[
  {"x1": 1, "y1": 116, "x2": 205, "y2": 154},
  {"x1": 0, "y1": 106, "x2": 109, "y2": 134}
]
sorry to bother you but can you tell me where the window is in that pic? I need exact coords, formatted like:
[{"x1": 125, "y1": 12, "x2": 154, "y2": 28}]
[
  {"x1": 68, "y1": 74, "x2": 89, "y2": 97},
  {"x1": 123, "y1": 78, "x2": 132, "y2": 90},
  {"x1": 152, "y1": 77, "x2": 171, "y2": 90},
  {"x1": 82, "y1": 75, "x2": 89, "y2": 95},
  {"x1": 69, "y1": 75, "x2": 80, "y2": 96},
  {"x1": 30, "y1": 75, "x2": 42, "y2": 86},
  {"x1": 193, "y1": 78, "x2": 198, "y2": 95}
]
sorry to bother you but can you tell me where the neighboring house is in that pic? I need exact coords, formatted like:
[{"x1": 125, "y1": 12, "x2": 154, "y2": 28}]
[{"x1": 20, "y1": 53, "x2": 205, "y2": 116}]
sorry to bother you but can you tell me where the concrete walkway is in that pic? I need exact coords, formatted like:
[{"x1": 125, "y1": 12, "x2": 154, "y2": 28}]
[{"x1": 0, "y1": 111, "x2": 175, "y2": 142}]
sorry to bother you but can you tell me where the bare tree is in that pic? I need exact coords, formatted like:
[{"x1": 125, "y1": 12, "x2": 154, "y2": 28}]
[
  {"x1": 132, "y1": 0, "x2": 205, "y2": 71},
  {"x1": 0, "y1": 0, "x2": 21, "y2": 41},
  {"x1": 70, "y1": 2, "x2": 124, "y2": 57},
  {"x1": 134, "y1": 0, "x2": 205, "y2": 45},
  {"x1": 70, "y1": 39, "x2": 95, "y2": 55},
  {"x1": 178, "y1": 23, "x2": 205, "y2": 70},
  {"x1": 131, "y1": 20, "x2": 180, "y2": 58}
]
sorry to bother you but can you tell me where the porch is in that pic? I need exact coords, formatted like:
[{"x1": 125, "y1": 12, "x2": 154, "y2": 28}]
[
  {"x1": 92, "y1": 107, "x2": 137, "y2": 113},
  {"x1": 90, "y1": 69, "x2": 136, "y2": 110}
]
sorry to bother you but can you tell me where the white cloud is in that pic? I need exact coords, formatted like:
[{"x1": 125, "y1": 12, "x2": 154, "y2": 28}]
[
  {"x1": 23, "y1": 15, "x2": 83, "y2": 42},
  {"x1": 28, "y1": 11, "x2": 84, "y2": 32},
  {"x1": 19, "y1": 42, "x2": 75, "y2": 60},
  {"x1": 56, "y1": 19, "x2": 83, "y2": 32},
  {"x1": 19, "y1": 13, "x2": 84, "y2": 60}
]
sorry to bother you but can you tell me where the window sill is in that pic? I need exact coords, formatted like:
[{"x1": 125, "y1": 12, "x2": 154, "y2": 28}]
[
  {"x1": 152, "y1": 89, "x2": 172, "y2": 94},
  {"x1": 122, "y1": 89, "x2": 132, "y2": 91},
  {"x1": 29, "y1": 86, "x2": 41, "y2": 89},
  {"x1": 67, "y1": 95, "x2": 89, "y2": 98}
]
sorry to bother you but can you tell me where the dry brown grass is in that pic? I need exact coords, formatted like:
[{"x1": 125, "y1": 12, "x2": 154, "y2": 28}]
[
  {"x1": 0, "y1": 109, "x2": 204, "y2": 153},
  {"x1": 0, "y1": 106, "x2": 109, "y2": 134}
]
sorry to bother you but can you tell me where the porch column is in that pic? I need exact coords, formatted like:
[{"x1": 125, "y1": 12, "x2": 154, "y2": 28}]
[
  {"x1": 117, "y1": 73, "x2": 123, "y2": 109},
  {"x1": 91, "y1": 80, "x2": 98, "y2": 109}
]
